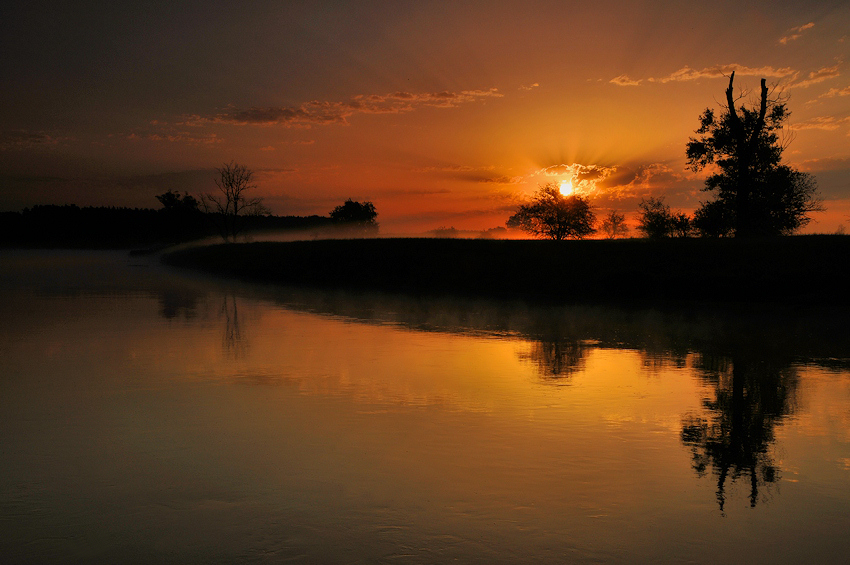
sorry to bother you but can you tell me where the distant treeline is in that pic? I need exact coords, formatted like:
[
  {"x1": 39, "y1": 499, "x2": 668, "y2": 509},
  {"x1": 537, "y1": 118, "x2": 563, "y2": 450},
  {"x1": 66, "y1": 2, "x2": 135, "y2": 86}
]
[{"x1": 0, "y1": 205, "x2": 334, "y2": 249}]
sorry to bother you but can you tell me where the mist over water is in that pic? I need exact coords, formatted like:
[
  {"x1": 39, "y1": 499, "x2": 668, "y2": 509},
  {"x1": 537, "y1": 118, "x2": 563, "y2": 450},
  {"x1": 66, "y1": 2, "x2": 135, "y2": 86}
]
[{"x1": 2, "y1": 250, "x2": 849, "y2": 564}]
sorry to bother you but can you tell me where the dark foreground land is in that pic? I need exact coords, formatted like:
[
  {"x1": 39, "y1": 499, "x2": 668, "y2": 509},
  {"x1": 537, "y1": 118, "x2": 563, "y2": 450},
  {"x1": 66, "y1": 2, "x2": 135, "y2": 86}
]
[{"x1": 162, "y1": 236, "x2": 850, "y2": 306}]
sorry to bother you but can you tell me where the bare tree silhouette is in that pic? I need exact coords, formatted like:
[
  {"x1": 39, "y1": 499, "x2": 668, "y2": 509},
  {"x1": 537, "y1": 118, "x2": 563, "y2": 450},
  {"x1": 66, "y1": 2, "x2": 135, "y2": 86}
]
[{"x1": 201, "y1": 162, "x2": 269, "y2": 241}]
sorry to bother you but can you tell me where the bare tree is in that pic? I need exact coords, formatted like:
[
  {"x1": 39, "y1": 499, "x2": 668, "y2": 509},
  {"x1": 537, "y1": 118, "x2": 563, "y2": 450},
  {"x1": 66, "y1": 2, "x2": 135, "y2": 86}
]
[
  {"x1": 600, "y1": 210, "x2": 629, "y2": 238},
  {"x1": 200, "y1": 161, "x2": 269, "y2": 241}
]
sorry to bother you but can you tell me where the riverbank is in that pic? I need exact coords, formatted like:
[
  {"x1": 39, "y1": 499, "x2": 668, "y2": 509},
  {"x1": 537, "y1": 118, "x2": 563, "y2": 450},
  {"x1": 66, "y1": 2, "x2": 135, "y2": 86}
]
[{"x1": 161, "y1": 236, "x2": 850, "y2": 306}]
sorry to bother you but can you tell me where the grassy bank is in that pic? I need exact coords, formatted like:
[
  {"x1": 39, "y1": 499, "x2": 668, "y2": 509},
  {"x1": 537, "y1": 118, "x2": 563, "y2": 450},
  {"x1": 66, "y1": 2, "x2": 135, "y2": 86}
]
[{"x1": 162, "y1": 236, "x2": 850, "y2": 306}]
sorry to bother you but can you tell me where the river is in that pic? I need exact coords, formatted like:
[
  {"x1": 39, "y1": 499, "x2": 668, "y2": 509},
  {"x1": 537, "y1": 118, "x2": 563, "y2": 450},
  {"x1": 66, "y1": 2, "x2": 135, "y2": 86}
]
[{"x1": 1, "y1": 250, "x2": 849, "y2": 564}]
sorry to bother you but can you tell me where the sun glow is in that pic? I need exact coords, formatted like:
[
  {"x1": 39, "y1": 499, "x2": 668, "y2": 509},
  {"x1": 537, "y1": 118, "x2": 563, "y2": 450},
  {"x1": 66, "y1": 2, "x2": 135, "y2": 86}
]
[{"x1": 559, "y1": 179, "x2": 573, "y2": 196}]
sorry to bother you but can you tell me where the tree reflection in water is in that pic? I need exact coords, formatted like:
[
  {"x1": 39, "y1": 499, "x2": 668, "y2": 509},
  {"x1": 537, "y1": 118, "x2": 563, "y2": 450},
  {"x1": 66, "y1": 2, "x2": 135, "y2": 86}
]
[
  {"x1": 221, "y1": 293, "x2": 248, "y2": 359},
  {"x1": 681, "y1": 351, "x2": 799, "y2": 513},
  {"x1": 518, "y1": 339, "x2": 592, "y2": 382},
  {"x1": 170, "y1": 283, "x2": 838, "y2": 512}
]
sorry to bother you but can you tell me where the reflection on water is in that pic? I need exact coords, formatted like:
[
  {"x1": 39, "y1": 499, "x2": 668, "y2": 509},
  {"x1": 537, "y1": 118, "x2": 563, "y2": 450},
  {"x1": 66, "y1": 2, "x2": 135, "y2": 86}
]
[
  {"x1": 157, "y1": 287, "x2": 201, "y2": 320},
  {"x1": 518, "y1": 339, "x2": 591, "y2": 382},
  {"x1": 682, "y1": 352, "x2": 799, "y2": 512},
  {"x1": 221, "y1": 293, "x2": 248, "y2": 358},
  {"x1": 2, "y1": 250, "x2": 850, "y2": 564}
]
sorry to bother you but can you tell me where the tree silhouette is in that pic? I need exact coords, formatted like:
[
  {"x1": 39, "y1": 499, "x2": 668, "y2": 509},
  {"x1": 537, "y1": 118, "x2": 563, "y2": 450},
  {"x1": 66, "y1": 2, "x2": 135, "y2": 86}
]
[
  {"x1": 329, "y1": 199, "x2": 379, "y2": 235},
  {"x1": 637, "y1": 196, "x2": 691, "y2": 238},
  {"x1": 686, "y1": 72, "x2": 822, "y2": 237},
  {"x1": 600, "y1": 210, "x2": 629, "y2": 239},
  {"x1": 155, "y1": 190, "x2": 200, "y2": 213},
  {"x1": 201, "y1": 162, "x2": 269, "y2": 241},
  {"x1": 507, "y1": 183, "x2": 596, "y2": 240}
]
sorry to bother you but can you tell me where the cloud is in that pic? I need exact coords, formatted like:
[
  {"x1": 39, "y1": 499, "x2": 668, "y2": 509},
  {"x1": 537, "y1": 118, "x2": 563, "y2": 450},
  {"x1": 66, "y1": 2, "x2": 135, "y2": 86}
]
[
  {"x1": 0, "y1": 130, "x2": 64, "y2": 150},
  {"x1": 187, "y1": 88, "x2": 504, "y2": 127},
  {"x1": 519, "y1": 83, "x2": 540, "y2": 91},
  {"x1": 479, "y1": 175, "x2": 524, "y2": 184},
  {"x1": 414, "y1": 164, "x2": 496, "y2": 174},
  {"x1": 790, "y1": 116, "x2": 850, "y2": 131},
  {"x1": 528, "y1": 163, "x2": 619, "y2": 195},
  {"x1": 610, "y1": 74, "x2": 642, "y2": 86},
  {"x1": 819, "y1": 86, "x2": 850, "y2": 98},
  {"x1": 126, "y1": 132, "x2": 223, "y2": 144},
  {"x1": 648, "y1": 64, "x2": 796, "y2": 83},
  {"x1": 790, "y1": 63, "x2": 841, "y2": 88},
  {"x1": 414, "y1": 164, "x2": 524, "y2": 184},
  {"x1": 779, "y1": 22, "x2": 815, "y2": 44},
  {"x1": 798, "y1": 156, "x2": 850, "y2": 172},
  {"x1": 615, "y1": 62, "x2": 839, "y2": 92}
]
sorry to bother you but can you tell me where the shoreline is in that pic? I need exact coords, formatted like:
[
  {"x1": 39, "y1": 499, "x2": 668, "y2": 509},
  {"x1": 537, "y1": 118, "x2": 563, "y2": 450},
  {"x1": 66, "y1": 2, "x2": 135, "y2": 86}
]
[{"x1": 161, "y1": 236, "x2": 850, "y2": 307}]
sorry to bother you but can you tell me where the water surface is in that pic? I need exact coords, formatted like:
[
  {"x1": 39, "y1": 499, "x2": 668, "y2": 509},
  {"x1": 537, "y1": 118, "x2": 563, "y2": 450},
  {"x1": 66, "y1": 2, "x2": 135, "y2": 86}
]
[{"x1": 1, "y1": 250, "x2": 849, "y2": 564}]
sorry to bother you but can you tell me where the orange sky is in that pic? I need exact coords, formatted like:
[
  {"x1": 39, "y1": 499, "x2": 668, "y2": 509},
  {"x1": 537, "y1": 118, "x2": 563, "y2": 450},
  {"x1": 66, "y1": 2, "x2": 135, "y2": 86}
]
[{"x1": 2, "y1": 1, "x2": 849, "y2": 233}]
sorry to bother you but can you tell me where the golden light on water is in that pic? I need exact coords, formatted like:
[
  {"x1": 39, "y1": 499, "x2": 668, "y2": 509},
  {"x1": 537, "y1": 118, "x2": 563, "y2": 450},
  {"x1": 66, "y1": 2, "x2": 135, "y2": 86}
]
[{"x1": 559, "y1": 179, "x2": 573, "y2": 196}]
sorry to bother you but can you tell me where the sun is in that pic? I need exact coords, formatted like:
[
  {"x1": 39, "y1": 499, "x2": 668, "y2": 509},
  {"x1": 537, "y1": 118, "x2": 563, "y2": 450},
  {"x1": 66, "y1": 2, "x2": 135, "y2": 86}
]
[{"x1": 559, "y1": 179, "x2": 573, "y2": 196}]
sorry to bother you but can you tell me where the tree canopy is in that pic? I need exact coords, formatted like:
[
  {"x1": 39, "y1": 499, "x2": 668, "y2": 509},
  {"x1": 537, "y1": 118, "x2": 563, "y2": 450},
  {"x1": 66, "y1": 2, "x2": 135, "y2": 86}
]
[
  {"x1": 507, "y1": 183, "x2": 596, "y2": 240},
  {"x1": 156, "y1": 190, "x2": 200, "y2": 214},
  {"x1": 329, "y1": 199, "x2": 379, "y2": 234},
  {"x1": 636, "y1": 197, "x2": 692, "y2": 238},
  {"x1": 686, "y1": 72, "x2": 821, "y2": 236},
  {"x1": 600, "y1": 210, "x2": 628, "y2": 239}
]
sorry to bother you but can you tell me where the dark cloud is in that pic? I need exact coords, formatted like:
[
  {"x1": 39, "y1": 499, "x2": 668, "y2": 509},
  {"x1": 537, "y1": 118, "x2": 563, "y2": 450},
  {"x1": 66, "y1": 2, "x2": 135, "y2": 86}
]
[
  {"x1": 0, "y1": 169, "x2": 217, "y2": 211},
  {"x1": 0, "y1": 130, "x2": 63, "y2": 150},
  {"x1": 185, "y1": 89, "x2": 503, "y2": 127}
]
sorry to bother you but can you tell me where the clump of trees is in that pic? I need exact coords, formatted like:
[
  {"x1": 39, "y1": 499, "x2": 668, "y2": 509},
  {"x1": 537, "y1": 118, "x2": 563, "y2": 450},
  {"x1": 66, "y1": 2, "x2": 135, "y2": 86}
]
[
  {"x1": 155, "y1": 190, "x2": 204, "y2": 243},
  {"x1": 600, "y1": 210, "x2": 629, "y2": 239},
  {"x1": 507, "y1": 182, "x2": 596, "y2": 240},
  {"x1": 686, "y1": 71, "x2": 822, "y2": 236},
  {"x1": 155, "y1": 190, "x2": 200, "y2": 214},
  {"x1": 637, "y1": 197, "x2": 693, "y2": 238},
  {"x1": 329, "y1": 199, "x2": 379, "y2": 235},
  {"x1": 201, "y1": 161, "x2": 270, "y2": 241}
]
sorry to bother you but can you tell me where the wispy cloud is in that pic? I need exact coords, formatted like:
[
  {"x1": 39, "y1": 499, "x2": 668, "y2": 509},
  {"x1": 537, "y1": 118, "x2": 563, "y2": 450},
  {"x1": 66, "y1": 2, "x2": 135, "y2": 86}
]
[
  {"x1": 610, "y1": 75, "x2": 642, "y2": 86},
  {"x1": 414, "y1": 164, "x2": 496, "y2": 174},
  {"x1": 479, "y1": 175, "x2": 525, "y2": 185},
  {"x1": 610, "y1": 64, "x2": 798, "y2": 86},
  {"x1": 184, "y1": 89, "x2": 503, "y2": 127},
  {"x1": 519, "y1": 83, "x2": 540, "y2": 91},
  {"x1": 414, "y1": 163, "x2": 524, "y2": 185},
  {"x1": 648, "y1": 64, "x2": 796, "y2": 83},
  {"x1": 126, "y1": 132, "x2": 223, "y2": 144},
  {"x1": 779, "y1": 22, "x2": 815, "y2": 45},
  {"x1": 819, "y1": 85, "x2": 850, "y2": 98},
  {"x1": 798, "y1": 156, "x2": 850, "y2": 172},
  {"x1": 0, "y1": 129, "x2": 64, "y2": 150},
  {"x1": 790, "y1": 63, "x2": 842, "y2": 88},
  {"x1": 790, "y1": 116, "x2": 850, "y2": 131},
  {"x1": 610, "y1": 62, "x2": 841, "y2": 91}
]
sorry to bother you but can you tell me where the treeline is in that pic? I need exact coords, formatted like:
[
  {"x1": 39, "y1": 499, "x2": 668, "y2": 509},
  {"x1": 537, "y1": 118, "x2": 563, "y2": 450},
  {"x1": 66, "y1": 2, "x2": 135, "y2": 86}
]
[{"x1": 0, "y1": 204, "x2": 333, "y2": 249}]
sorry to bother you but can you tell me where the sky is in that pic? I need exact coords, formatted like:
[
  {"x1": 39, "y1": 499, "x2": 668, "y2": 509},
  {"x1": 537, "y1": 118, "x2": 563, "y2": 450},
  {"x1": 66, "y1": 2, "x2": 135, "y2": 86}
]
[{"x1": 2, "y1": 0, "x2": 849, "y2": 233}]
